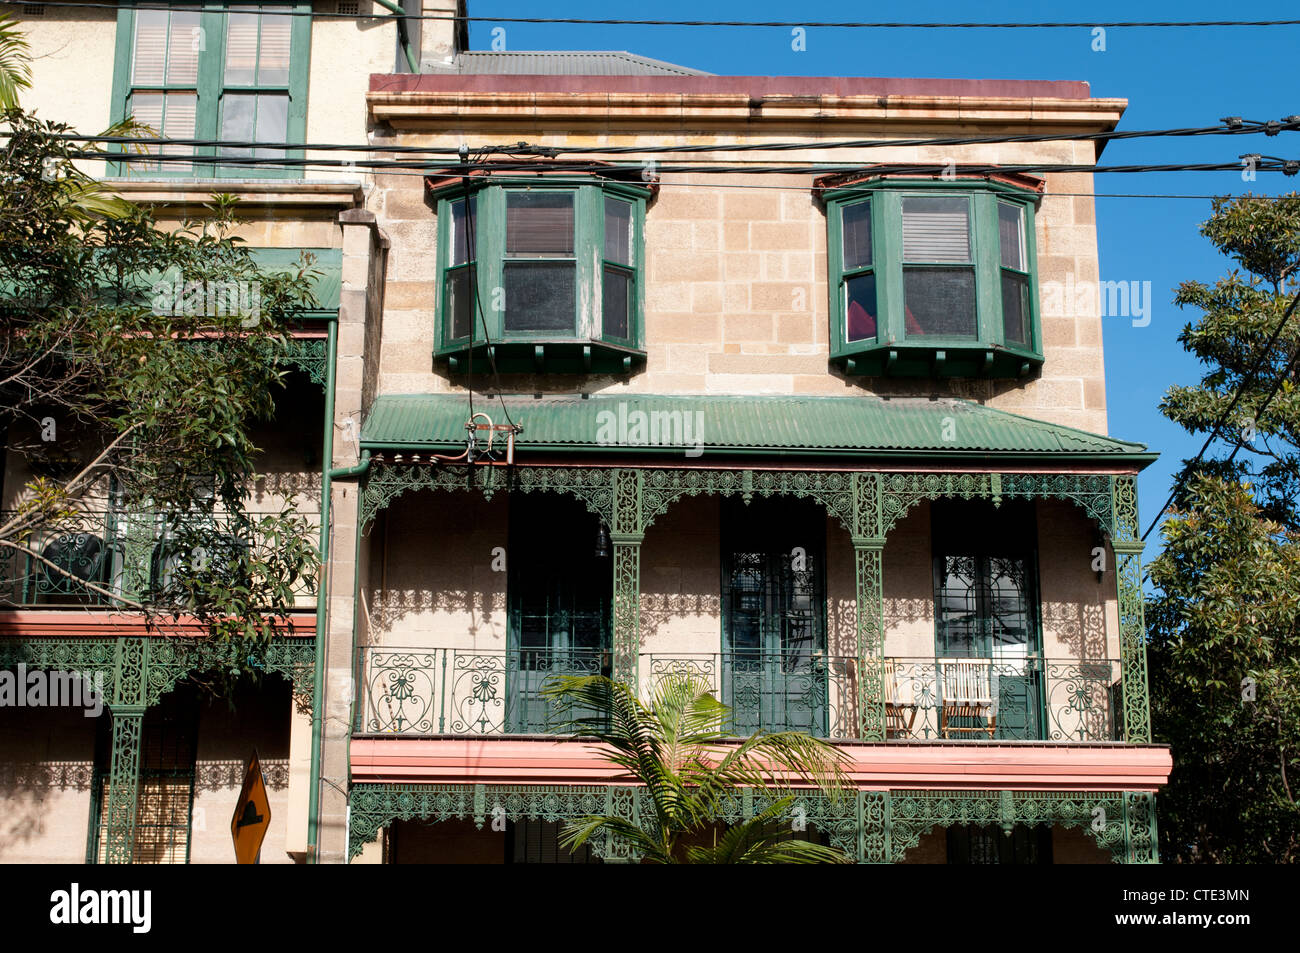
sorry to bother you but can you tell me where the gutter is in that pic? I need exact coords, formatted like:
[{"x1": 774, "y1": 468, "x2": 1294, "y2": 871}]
[
  {"x1": 371, "y1": 0, "x2": 419, "y2": 73},
  {"x1": 306, "y1": 318, "x2": 337, "y2": 863},
  {"x1": 357, "y1": 440, "x2": 1160, "y2": 468},
  {"x1": 304, "y1": 447, "x2": 372, "y2": 863}
]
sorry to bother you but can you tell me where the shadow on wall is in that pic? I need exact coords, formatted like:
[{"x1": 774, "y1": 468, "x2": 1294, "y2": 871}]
[
  {"x1": 0, "y1": 761, "x2": 94, "y2": 857},
  {"x1": 639, "y1": 591, "x2": 722, "y2": 646},
  {"x1": 1042, "y1": 600, "x2": 1108, "y2": 661},
  {"x1": 367, "y1": 588, "x2": 506, "y2": 640}
]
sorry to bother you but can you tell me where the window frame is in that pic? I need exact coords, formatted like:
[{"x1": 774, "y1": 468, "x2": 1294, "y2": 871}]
[
  {"x1": 108, "y1": 1, "x2": 312, "y2": 180},
  {"x1": 432, "y1": 177, "x2": 649, "y2": 372},
  {"x1": 825, "y1": 179, "x2": 1043, "y2": 378}
]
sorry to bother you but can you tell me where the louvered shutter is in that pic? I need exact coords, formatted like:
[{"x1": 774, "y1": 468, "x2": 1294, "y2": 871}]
[{"x1": 902, "y1": 197, "x2": 971, "y2": 263}]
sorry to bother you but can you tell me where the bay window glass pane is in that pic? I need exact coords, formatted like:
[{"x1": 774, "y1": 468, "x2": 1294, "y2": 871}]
[
  {"x1": 224, "y1": 10, "x2": 260, "y2": 85},
  {"x1": 604, "y1": 197, "x2": 632, "y2": 264},
  {"x1": 841, "y1": 201, "x2": 872, "y2": 270},
  {"x1": 998, "y1": 202, "x2": 1026, "y2": 271},
  {"x1": 257, "y1": 12, "x2": 292, "y2": 85},
  {"x1": 132, "y1": 9, "x2": 170, "y2": 85},
  {"x1": 226, "y1": 7, "x2": 292, "y2": 86},
  {"x1": 446, "y1": 267, "x2": 473, "y2": 340},
  {"x1": 506, "y1": 193, "x2": 574, "y2": 257},
  {"x1": 1002, "y1": 272, "x2": 1030, "y2": 347},
  {"x1": 450, "y1": 197, "x2": 476, "y2": 265},
  {"x1": 131, "y1": 91, "x2": 196, "y2": 172},
  {"x1": 603, "y1": 266, "x2": 630, "y2": 339},
  {"x1": 845, "y1": 273, "x2": 877, "y2": 342},
  {"x1": 219, "y1": 93, "x2": 255, "y2": 157},
  {"x1": 903, "y1": 267, "x2": 976, "y2": 337},
  {"x1": 132, "y1": 8, "x2": 200, "y2": 87},
  {"x1": 504, "y1": 262, "x2": 575, "y2": 332},
  {"x1": 220, "y1": 93, "x2": 288, "y2": 159},
  {"x1": 165, "y1": 10, "x2": 201, "y2": 85},
  {"x1": 130, "y1": 91, "x2": 164, "y2": 135},
  {"x1": 902, "y1": 196, "x2": 971, "y2": 263},
  {"x1": 254, "y1": 93, "x2": 288, "y2": 156}
]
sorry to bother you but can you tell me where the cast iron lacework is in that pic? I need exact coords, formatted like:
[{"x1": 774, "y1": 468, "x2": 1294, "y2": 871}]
[
  {"x1": 356, "y1": 465, "x2": 1149, "y2": 743},
  {"x1": 0, "y1": 635, "x2": 314, "y2": 863},
  {"x1": 346, "y1": 783, "x2": 1158, "y2": 863},
  {"x1": 276, "y1": 337, "x2": 329, "y2": 388}
]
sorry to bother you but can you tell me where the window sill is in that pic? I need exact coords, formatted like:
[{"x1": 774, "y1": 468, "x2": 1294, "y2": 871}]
[
  {"x1": 833, "y1": 341, "x2": 1043, "y2": 379},
  {"x1": 437, "y1": 339, "x2": 646, "y2": 375},
  {"x1": 103, "y1": 179, "x2": 365, "y2": 209}
]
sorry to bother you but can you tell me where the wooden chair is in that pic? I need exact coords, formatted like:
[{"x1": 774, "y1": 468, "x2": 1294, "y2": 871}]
[
  {"x1": 882, "y1": 659, "x2": 919, "y2": 739},
  {"x1": 938, "y1": 658, "x2": 996, "y2": 739}
]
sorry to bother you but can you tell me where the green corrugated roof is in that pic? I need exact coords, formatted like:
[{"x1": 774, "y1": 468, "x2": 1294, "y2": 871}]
[{"x1": 360, "y1": 393, "x2": 1154, "y2": 463}]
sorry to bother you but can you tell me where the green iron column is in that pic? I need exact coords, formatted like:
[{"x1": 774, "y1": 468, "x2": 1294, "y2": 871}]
[
  {"x1": 852, "y1": 473, "x2": 887, "y2": 742},
  {"x1": 103, "y1": 707, "x2": 145, "y2": 864},
  {"x1": 610, "y1": 469, "x2": 644, "y2": 687},
  {"x1": 103, "y1": 637, "x2": 149, "y2": 864},
  {"x1": 1122, "y1": 791, "x2": 1160, "y2": 863},
  {"x1": 1111, "y1": 476, "x2": 1152, "y2": 743}
]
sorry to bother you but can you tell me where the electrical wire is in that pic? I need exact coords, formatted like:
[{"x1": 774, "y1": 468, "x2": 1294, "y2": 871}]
[
  {"x1": 68, "y1": 147, "x2": 1300, "y2": 178},
  {"x1": 30, "y1": 118, "x2": 1300, "y2": 158},
  {"x1": 6, "y1": 4, "x2": 1300, "y2": 28},
  {"x1": 1141, "y1": 286, "x2": 1300, "y2": 544},
  {"x1": 457, "y1": 147, "x2": 519, "y2": 437}
]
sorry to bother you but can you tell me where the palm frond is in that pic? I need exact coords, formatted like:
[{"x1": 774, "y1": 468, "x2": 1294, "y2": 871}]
[
  {"x1": 0, "y1": 15, "x2": 33, "y2": 112},
  {"x1": 545, "y1": 671, "x2": 853, "y2": 863},
  {"x1": 684, "y1": 796, "x2": 850, "y2": 864}
]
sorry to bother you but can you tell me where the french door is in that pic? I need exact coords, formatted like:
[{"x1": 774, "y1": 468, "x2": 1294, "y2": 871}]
[
  {"x1": 721, "y1": 500, "x2": 827, "y2": 736},
  {"x1": 507, "y1": 500, "x2": 611, "y2": 733},
  {"x1": 932, "y1": 502, "x2": 1044, "y2": 739}
]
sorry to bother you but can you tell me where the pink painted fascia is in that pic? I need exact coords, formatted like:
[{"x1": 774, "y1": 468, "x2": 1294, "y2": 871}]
[
  {"x1": 0, "y1": 610, "x2": 316, "y2": 638},
  {"x1": 350, "y1": 737, "x2": 1172, "y2": 792},
  {"x1": 368, "y1": 74, "x2": 1093, "y2": 101}
]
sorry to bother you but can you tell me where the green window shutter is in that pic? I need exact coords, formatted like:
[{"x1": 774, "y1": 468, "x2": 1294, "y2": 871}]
[
  {"x1": 825, "y1": 180, "x2": 1044, "y2": 378},
  {"x1": 110, "y1": 2, "x2": 310, "y2": 180},
  {"x1": 433, "y1": 180, "x2": 649, "y2": 374}
]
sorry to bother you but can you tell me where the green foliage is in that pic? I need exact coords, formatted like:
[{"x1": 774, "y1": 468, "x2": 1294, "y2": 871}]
[
  {"x1": 0, "y1": 103, "x2": 321, "y2": 665},
  {"x1": 1161, "y1": 193, "x2": 1300, "y2": 526},
  {"x1": 1150, "y1": 192, "x2": 1300, "y2": 862},
  {"x1": 0, "y1": 15, "x2": 32, "y2": 112},
  {"x1": 1147, "y1": 477, "x2": 1300, "y2": 862},
  {"x1": 542, "y1": 673, "x2": 852, "y2": 864}
]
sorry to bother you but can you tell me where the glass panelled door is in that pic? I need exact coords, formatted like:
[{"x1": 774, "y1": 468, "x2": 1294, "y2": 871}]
[
  {"x1": 933, "y1": 502, "x2": 1043, "y2": 739},
  {"x1": 721, "y1": 500, "x2": 827, "y2": 736},
  {"x1": 507, "y1": 499, "x2": 611, "y2": 733}
]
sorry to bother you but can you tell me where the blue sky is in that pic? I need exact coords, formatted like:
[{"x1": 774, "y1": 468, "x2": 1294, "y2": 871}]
[{"x1": 466, "y1": 1, "x2": 1300, "y2": 552}]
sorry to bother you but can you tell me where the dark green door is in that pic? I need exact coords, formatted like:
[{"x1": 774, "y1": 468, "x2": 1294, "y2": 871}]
[
  {"x1": 721, "y1": 500, "x2": 827, "y2": 736},
  {"x1": 507, "y1": 499, "x2": 611, "y2": 733},
  {"x1": 932, "y1": 502, "x2": 1043, "y2": 740}
]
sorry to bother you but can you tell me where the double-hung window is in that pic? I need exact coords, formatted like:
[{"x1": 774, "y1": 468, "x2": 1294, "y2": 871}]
[
  {"x1": 111, "y1": 3, "x2": 310, "y2": 178},
  {"x1": 825, "y1": 178, "x2": 1043, "y2": 378},
  {"x1": 432, "y1": 179, "x2": 649, "y2": 374}
]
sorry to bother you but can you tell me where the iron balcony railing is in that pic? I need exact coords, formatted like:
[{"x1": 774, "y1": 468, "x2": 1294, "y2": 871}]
[
  {"x1": 0, "y1": 507, "x2": 320, "y2": 609},
  {"x1": 354, "y1": 647, "x2": 1122, "y2": 743}
]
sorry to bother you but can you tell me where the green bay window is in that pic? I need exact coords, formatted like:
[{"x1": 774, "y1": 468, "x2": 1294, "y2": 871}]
[
  {"x1": 433, "y1": 179, "x2": 648, "y2": 374},
  {"x1": 826, "y1": 179, "x2": 1043, "y2": 378},
  {"x1": 110, "y1": 3, "x2": 310, "y2": 178}
]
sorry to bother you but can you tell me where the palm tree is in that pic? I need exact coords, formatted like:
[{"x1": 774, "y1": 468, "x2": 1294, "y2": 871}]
[
  {"x1": 0, "y1": 14, "x2": 145, "y2": 220},
  {"x1": 0, "y1": 15, "x2": 32, "y2": 111},
  {"x1": 543, "y1": 672, "x2": 853, "y2": 863}
]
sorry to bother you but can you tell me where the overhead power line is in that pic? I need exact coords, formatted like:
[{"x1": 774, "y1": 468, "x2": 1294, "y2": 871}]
[
  {"x1": 5, "y1": 3, "x2": 1300, "y2": 28},
  {"x1": 74, "y1": 148, "x2": 1300, "y2": 179},
  {"x1": 1142, "y1": 286, "x2": 1300, "y2": 544},
  {"x1": 29, "y1": 117, "x2": 1300, "y2": 160}
]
